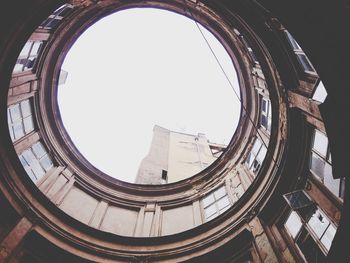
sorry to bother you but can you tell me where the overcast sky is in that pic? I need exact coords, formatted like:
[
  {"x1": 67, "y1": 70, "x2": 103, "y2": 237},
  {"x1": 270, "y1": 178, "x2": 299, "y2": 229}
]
[{"x1": 58, "y1": 8, "x2": 241, "y2": 183}]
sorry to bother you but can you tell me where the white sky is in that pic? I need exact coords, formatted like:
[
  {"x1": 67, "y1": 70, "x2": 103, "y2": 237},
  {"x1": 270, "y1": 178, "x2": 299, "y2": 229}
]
[{"x1": 58, "y1": 8, "x2": 241, "y2": 183}]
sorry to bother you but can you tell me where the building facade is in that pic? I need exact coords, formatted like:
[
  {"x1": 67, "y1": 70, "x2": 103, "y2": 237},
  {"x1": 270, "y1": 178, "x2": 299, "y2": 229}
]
[
  {"x1": 0, "y1": 0, "x2": 349, "y2": 262},
  {"x1": 135, "y1": 125, "x2": 226, "y2": 184}
]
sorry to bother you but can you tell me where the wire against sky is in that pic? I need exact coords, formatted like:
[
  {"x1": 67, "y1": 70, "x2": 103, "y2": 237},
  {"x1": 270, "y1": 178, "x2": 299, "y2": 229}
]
[{"x1": 57, "y1": 8, "x2": 241, "y2": 183}]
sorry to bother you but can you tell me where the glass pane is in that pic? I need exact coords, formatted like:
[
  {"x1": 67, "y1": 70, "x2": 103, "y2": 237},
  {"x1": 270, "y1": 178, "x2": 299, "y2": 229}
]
[
  {"x1": 58, "y1": 5, "x2": 73, "y2": 17},
  {"x1": 308, "y1": 209, "x2": 330, "y2": 238},
  {"x1": 19, "y1": 42, "x2": 32, "y2": 57},
  {"x1": 217, "y1": 196, "x2": 230, "y2": 210},
  {"x1": 245, "y1": 152, "x2": 254, "y2": 168},
  {"x1": 18, "y1": 155, "x2": 29, "y2": 167},
  {"x1": 251, "y1": 139, "x2": 262, "y2": 155},
  {"x1": 9, "y1": 126, "x2": 15, "y2": 141},
  {"x1": 256, "y1": 145, "x2": 267, "y2": 162},
  {"x1": 23, "y1": 57, "x2": 36, "y2": 70},
  {"x1": 31, "y1": 160, "x2": 45, "y2": 179},
  {"x1": 312, "y1": 81, "x2": 327, "y2": 103},
  {"x1": 285, "y1": 211, "x2": 302, "y2": 239},
  {"x1": 313, "y1": 130, "x2": 328, "y2": 157},
  {"x1": 214, "y1": 186, "x2": 226, "y2": 199},
  {"x1": 206, "y1": 212, "x2": 219, "y2": 221},
  {"x1": 24, "y1": 165, "x2": 37, "y2": 181},
  {"x1": 22, "y1": 149, "x2": 36, "y2": 166},
  {"x1": 286, "y1": 31, "x2": 301, "y2": 50},
  {"x1": 205, "y1": 204, "x2": 217, "y2": 218},
  {"x1": 45, "y1": 18, "x2": 61, "y2": 29},
  {"x1": 321, "y1": 224, "x2": 336, "y2": 251},
  {"x1": 261, "y1": 98, "x2": 267, "y2": 114},
  {"x1": 40, "y1": 155, "x2": 53, "y2": 172},
  {"x1": 202, "y1": 194, "x2": 215, "y2": 208},
  {"x1": 9, "y1": 104, "x2": 21, "y2": 121},
  {"x1": 324, "y1": 170, "x2": 340, "y2": 198},
  {"x1": 20, "y1": 100, "x2": 31, "y2": 117},
  {"x1": 23, "y1": 116, "x2": 34, "y2": 134},
  {"x1": 219, "y1": 204, "x2": 230, "y2": 214},
  {"x1": 261, "y1": 115, "x2": 268, "y2": 129},
  {"x1": 310, "y1": 152, "x2": 327, "y2": 180},
  {"x1": 7, "y1": 108, "x2": 12, "y2": 123},
  {"x1": 13, "y1": 63, "x2": 24, "y2": 72},
  {"x1": 31, "y1": 42, "x2": 42, "y2": 56},
  {"x1": 13, "y1": 121, "x2": 24, "y2": 140},
  {"x1": 32, "y1": 142, "x2": 46, "y2": 158},
  {"x1": 296, "y1": 53, "x2": 315, "y2": 72},
  {"x1": 252, "y1": 160, "x2": 261, "y2": 175}
]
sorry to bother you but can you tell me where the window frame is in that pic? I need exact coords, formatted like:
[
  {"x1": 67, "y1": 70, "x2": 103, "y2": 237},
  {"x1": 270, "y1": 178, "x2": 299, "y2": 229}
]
[
  {"x1": 201, "y1": 185, "x2": 232, "y2": 222},
  {"x1": 7, "y1": 99, "x2": 35, "y2": 142}
]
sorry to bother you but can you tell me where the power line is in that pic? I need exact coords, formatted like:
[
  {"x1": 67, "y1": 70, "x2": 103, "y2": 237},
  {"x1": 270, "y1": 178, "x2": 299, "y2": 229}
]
[{"x1": 185, "y1": 3, "x2": 280, "y2": 168}]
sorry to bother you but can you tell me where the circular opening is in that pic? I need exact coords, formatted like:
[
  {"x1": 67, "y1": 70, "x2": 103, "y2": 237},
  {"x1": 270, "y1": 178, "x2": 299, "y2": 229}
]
[{"x1": 57, "y1": 8, "x2": 241, "y2": 184}]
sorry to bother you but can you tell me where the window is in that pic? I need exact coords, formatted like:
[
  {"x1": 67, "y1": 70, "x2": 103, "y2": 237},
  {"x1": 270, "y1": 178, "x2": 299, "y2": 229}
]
[
  {"x1": 39, "y1": 4, "x2": 74, "y2": 30},
  {"x1": 7, "y1": 99, "x2": 35, "y2": 142},
  {"x1": 161, "y1": 170, "x2": 168, "y2": 184},
  {"x1": 201, "y1": 186, "x2": 231, "y2": 221},
  {"x1": 18, "y1": 141, "x2": 53, "y2": 182},
  {"x1": 245, "y1": 137, "x2": 267, "y2": 176},
  {"x1": 312, "y1": 81, "x2": 327, "y2": 103},
  {"x1": 260, "y1": 97, "x2": 272, "y2": 132},
  {"x1": 310, "y1": 129, "x2": 345, "y2": 199},
  {"x1": 285, "y1": 207, "x2": 336, "y2": 257},
  {"x1": 13, "y1": 41, "x2": 43, "y2": 73},
  {"x1": 236, "y1": 32, "x2": 259, "y2": 64},
  {"x1": 285, "y1": 31, "x2": 316, "y2": 74}
]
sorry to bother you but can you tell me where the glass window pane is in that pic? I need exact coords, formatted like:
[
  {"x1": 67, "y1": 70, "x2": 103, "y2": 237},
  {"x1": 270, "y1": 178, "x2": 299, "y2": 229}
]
[
  {"x1": 285, "y1": 211, "x2": 303, "y2": 239},
  {"x1": 312, "y1": 81, "x2": 327, "y2": 103},
  {"x1": 31, "y1": 160, "x2": 45, "y2": 179},
  {"x1": 311, "y1": 153, "x2": 332, "y2": 182},
  {"x1": 30, "y1": 42, "x2": 42, "y2": 56},
  {"x1": 32, "y1": 142, "x2": 46, "y2": 158},
  {"x1": 24, "y1": 165, "x2": 37, "y2": 181},
  {"x1": 205, "y1": 204, "x2": 217, "y2": 218},
  {"x1": 10, "y1": 104, "x2": 21, "y2": 121},
  {"x1": 20, "y1": 100, "x2": 31, "y2": 117},
  {"x1": 252, "y1": 139, "x2": 262, "y2": 155},
  {"x1": 206, "y1": 212, "x2": 219, "y2": 221},
  {"x1": 217, "y1": 196, "x2": 230, "y2": 210},
  {"x1": 245, "y1": 152, "x2": 254, "y2": 168},
  {"x1": 286, "y1": 31, "x2": 301, "y2": 50},
  {"x1": 321, "y1": 224, "x2": 336, "y2": 251},
  {"x1": 45, "y1": 18, "x2": 61, "y2": 29},
  {"x1": 308, "y1": 209, "x2": 330, "y2": 238},
  {"x1": 261, "y1": 115, "x2": 268, "y2": 129},
  {"x1": 313, "y1": 130, "x2": 328, "y2": 156},
  {"x1": 202, "y1": 194, "x2": 215, "y2": 208},
  {"x1": 18, "y1": 155, "x2": 29, "y2": 167},
  {"x1": 23, "y1": 116, "x2": 34, "y2": 134},
  {"x1": 256, "y1": 145, "x2": 267, "y2": 162},
  {"x1": 13, "y1": 121, "x2": 24, "y2": 140},
  {"x1": 324, "y1": 171, "x2": 340, "y2": 198},
  {"x1": 22, "y1": 149, "x2": 36, "y2": 166},
  {"x1": 296, "y1": 53, "x2": 315, "y2": 72},
  {"x1": 19, "y1": 42, "x2": 32, "y2": 57},
  {"x1": 40, "y1": 155, "x2": 53, "y2": 172},
  {"x1": 214, "y1": 186, "x2": 226, "y2": 199},
  {"x1": 23, "y1": 57, "x2": 36, "y2": 70},
  {"x1": 9, "y1": 126, "x2": 15, "y2": 141}
]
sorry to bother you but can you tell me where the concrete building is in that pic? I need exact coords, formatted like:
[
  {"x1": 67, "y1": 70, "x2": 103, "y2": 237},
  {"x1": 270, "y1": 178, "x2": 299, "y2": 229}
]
[
  {"x1": 0, "y1": 0, "x2": 350, "y2": 262},
  {"x1": 135, "y1": 125, "x2": 226, "y2": 184}
]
